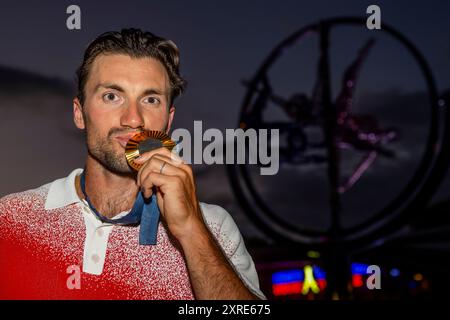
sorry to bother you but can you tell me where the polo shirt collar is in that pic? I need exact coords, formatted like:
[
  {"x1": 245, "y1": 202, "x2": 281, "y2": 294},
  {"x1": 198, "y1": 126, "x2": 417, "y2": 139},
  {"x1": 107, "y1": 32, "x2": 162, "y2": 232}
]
[{"x1": 45, "y1": 168, "x2": 84, "y2": 210}]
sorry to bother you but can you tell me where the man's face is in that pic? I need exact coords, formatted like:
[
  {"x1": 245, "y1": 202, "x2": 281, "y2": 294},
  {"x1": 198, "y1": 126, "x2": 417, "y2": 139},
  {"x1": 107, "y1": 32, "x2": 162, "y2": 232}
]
[{"x1": 73, "y1": 54, "x2": 175, "y2": 175}]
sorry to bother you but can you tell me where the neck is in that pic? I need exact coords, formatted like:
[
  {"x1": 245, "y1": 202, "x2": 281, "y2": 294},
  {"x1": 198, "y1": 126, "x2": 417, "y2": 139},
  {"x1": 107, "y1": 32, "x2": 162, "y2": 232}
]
[{"x1": 77, "y1": 156, "x2": 139, "y2": 219}]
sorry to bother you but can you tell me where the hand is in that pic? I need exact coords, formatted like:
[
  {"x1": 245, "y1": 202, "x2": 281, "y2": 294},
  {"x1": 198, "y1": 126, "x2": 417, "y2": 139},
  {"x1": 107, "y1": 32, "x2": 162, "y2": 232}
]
[
  {"x1": 134, "y1": 148, "x2": 204, "y2": 241},
  {"x1": 134, "y1": 149, "x2": 259, "y2": 300}
]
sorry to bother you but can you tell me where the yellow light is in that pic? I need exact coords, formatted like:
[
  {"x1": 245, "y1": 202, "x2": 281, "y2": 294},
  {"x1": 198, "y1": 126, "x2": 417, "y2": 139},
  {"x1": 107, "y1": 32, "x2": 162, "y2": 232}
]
[
  {"x1": 307, "y1": 251, "x2": 320, "y2": 259},
  {"x1": 413, "y1": 273, "x2": 423, "y2": 281},
  {"x1": 302, "y1": 265, "x2": 320, "y2": 295}
]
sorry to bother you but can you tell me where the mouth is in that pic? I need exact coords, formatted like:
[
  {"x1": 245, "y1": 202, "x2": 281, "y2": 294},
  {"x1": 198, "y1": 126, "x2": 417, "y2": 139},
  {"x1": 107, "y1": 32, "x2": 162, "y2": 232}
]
[{"x1": 115, "y1": 132, "x2": 140, "y2": 148}]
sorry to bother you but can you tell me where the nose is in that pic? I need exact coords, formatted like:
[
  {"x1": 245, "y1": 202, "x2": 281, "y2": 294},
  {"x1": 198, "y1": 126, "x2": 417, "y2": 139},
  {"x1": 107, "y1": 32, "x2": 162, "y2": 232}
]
[{"x1": 120, "y1": 101, "x2": 145, "y2": 129}]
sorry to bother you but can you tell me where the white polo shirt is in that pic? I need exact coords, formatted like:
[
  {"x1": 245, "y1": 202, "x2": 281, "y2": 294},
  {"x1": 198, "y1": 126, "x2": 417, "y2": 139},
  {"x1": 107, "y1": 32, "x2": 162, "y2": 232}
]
[{"x1": 37, "y1": 168, "x2": 265, "y2": 299}]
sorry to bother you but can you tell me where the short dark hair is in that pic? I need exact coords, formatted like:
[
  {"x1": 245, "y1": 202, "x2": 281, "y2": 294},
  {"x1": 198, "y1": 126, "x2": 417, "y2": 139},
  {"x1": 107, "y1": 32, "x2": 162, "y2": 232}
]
[{"x1": 76, "y1": 28, "x2": 186, "y2": 105}]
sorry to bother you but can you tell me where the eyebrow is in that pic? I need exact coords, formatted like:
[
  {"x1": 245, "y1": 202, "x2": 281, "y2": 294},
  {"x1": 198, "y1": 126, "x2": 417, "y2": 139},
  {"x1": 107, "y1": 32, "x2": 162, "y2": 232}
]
[
  {"x1": 94, "y1": 83, "x2": 124, "y2": 93},
  {"x1": 94, "y1": 83, "x2": 165, "y2": 96}
]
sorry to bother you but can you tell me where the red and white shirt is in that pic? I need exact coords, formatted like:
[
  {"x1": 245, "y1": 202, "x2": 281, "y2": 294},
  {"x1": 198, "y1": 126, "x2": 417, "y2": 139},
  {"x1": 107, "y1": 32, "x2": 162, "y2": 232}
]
[{"x1": 0, "y1": 168, "x2": 264, "y2": 299}]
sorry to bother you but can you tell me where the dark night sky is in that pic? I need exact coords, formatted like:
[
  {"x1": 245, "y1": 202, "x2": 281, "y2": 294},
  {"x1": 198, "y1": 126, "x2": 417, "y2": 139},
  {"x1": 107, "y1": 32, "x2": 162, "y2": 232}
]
[
  {"x1": 1, "y1": 0, "x2": 450, "y2": 241},
  {"x1": 1, "y1": 1, "x2": 450, "y2": 97}
]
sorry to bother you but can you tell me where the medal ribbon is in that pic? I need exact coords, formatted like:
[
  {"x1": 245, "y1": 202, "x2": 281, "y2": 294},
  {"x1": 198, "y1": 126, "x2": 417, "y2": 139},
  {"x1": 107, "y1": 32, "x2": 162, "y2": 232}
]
[{"x1": 80, "y1": 171, "x2": 160, "y2": 245}]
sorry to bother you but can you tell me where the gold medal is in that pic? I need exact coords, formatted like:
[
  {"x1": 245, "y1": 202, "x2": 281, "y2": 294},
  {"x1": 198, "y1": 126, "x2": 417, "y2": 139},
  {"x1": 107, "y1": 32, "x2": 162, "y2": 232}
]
[{"x1": 125, "y1": 130, "x2": 175, "y2": 171}]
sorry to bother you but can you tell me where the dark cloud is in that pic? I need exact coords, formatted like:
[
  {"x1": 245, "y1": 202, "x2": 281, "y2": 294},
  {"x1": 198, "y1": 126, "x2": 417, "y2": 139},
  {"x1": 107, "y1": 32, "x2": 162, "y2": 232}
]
[
  {"x1": 0, "y1": 65, "x2": 73, "y2": 96},
  {"x1": 0, "y1": 67, "x2": 83, "y2": 195}
]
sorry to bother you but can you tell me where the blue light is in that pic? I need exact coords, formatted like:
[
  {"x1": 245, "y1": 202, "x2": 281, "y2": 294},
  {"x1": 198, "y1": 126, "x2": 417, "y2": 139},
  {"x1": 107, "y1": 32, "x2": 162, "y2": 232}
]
[
  {"x1": 409, "y1": 280, "x2": 418, "y2": 289},
  {"x1": 313, "y1": 266, "x2": 326, "y2": 279},
  {"x1": 390, "y1": 268, "x2": 400, "y2": 277},
  {"x1": 272, "y1": 270, "x2": 303, "y2": 284},
  {"x1": 351, "y1": 263, "x2": 369, "y2": 275}
]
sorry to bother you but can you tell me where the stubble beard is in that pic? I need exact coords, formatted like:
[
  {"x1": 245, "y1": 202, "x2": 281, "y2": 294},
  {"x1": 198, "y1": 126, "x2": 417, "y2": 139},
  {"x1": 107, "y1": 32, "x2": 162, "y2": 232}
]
[{"x1": 86, "y1": 127, "x2": 136, "y2": 176}]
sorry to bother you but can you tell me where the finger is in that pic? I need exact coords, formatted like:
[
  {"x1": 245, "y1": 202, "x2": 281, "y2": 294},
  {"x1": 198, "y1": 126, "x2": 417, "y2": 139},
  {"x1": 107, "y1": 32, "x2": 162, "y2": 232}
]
[
  {"x1": 151, "y1": 156, "x2": 192, "y2": 186},
  {"x1": 146, "y1": 154, "x2": 194, "y2": 188},
  {"x1": 148, "y1": 154, "x2": 184, "y2": 168},
  {"x1": 137, "y1": 156, "x2": 187, "y2": 187},
  {"x1": 140, "y1": 155, "x2": 185, "y2": 177},
  {"x1": 139, "y1": 158, "x2": 181, "y2": 197},
  {"x1": 140, "y1": 171, "x2": 182, "y2": 195},
  {"x1": 140, "y1": 176, "x2": 154, "y2": 198}
]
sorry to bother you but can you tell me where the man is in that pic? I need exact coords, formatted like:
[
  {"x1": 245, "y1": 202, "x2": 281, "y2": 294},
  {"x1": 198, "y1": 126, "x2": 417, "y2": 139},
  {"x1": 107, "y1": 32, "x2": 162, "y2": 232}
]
[{"x1": 0, "y1": 28, "x2": 265, "y2": 300}]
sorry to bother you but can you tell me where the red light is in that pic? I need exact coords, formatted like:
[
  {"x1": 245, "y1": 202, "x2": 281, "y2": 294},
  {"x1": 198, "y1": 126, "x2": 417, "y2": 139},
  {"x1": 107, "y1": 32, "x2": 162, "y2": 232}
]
[
  {"x1": 272, "y1": 282, "x2": 302, "y2": 296},
  {"x1": 317, "y1": 279, "x2": 327, "y2": 290},
  {"x1": 352, "y1": 274, "x2": 364, "y2": 288}
]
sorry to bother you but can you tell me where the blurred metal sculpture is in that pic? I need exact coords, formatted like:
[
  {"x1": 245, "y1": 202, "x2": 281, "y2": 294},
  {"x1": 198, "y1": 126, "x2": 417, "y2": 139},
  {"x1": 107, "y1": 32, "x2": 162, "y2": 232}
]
[
  {"x1": 227, "y1": 17, "x2": 450, "y2": 298},
  {"x1": 243, "y1": 38, "x2": 398, "y2": 193}
]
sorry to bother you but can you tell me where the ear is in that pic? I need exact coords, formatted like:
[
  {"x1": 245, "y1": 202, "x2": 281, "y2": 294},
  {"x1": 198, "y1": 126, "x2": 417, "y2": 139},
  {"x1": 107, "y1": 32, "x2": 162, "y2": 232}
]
[
  {"x1": 73, "y1": 98, "x2": 85, "y2": 130},
  {"x1": 165, "y1": 105, "x2": 176, "y2": 133}
]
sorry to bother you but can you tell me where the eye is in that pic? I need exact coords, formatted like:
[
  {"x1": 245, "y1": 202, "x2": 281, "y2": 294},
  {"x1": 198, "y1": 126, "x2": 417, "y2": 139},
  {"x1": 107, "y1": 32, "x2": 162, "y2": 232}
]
[
  {"x1": 143, "y1": 96, "x2": 161, "y2": 105},
  {"x1": 102, "y1": 92, "x2": 121, "y2": 103}
]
